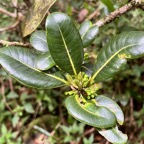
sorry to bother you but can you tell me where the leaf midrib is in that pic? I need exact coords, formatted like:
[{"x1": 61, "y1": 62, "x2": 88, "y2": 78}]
[
  {"x1": 52, "y1": 16, "x2": 77, "y2": 75},
  {"x1": 75, "y1": 95, "x2": 113, "y2": 120},
  {"x1": 66, "y1": 95, "x2": 116, "y2": 128},
  {"x1": 0, "y1": 51, "x2": 68, "y2": 84},
  {"x1": 91, "y1": 43, "x2": 143, "y2": 82}
]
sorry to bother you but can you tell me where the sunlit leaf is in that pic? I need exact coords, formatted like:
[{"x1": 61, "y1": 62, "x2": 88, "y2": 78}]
[
  {"x1": 98, "y1": 126, "x2": 128, "y2": 144},
  {"x1": 92, "y1": 31, "x2": 144, "y2": 83},
  {"x1": 0, "y1": 46, "x2": 66, "y2": 89},
  {"x1": 46, "y1": 12, "x2": 84, "y2": 75},
  {"x1": 82, "y1": 25, "x2": 99, "y2": 48},
  {"x1": 65, "y1": 95, "x2": 116, "y2": 128},
  {"x1": 79, "y1": 20, "x2": 99, "y2": 48},
  {"x1": 79, "y1": 20, "x2": 92, "y2": 37},
  {"x1": 36, "y1": 52, "x2": 55, "y2": 70},
  {"x1": 95, "y1": 95, "x2": 124, "y2": 125},
  {"x1": 30, "y1": 30, "x2": 48, "y2": 52}
]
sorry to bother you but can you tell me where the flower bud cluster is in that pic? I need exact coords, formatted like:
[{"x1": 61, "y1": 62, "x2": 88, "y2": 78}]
[
  {"x1": 65, "y1": 72, "x2": 102, "y2": 101},
  {"x1": 65, "y1": 72, "x2": 90, "y2": 90}
]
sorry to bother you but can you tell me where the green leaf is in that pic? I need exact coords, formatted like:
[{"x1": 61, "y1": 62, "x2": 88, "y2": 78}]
[
  {"x1": 24, "y1": 103, "x2": 35, "y2": 114},
  {"x1": 12, "y1": 115, "x2": 19, "y2": 128},
  {"x1": 82, "y1": 25, "x2": 99, "y2": 48},
  {"x1": 46, "y1": 12, "x2": 84, "y2": 75},
  {"x1": 95, "y1": 95, "x2": 124, "y2": 125},
  {"x1": 101, "y1": 0, "x2": 115, "y2": 12},
  {"x1": 30, "y1": 30, "x2": 48, "y2": 52},
  {"x1": 92, "y1": 31, "x2": 144, "y2": 83},
  {"x1": 1, "y1": 124, "x2": 7, "y2": 135},
  {"x1": 83, "y1": 134, "x2": 94, "y2": 144},
  {"x1": 36, "y1": 52, "x2": 55, "y2": 70},
  {"x1": 98, "y1": 126, "x2": 128, "y2": 144},
  {"x1": 79, "y1": 20, "x2": 92, "y2": 38},
  {"x1": 79, "y1": 20, "x2": 98, "y2": 48},
  {"x1": 65, "y1": 95, "x2": 116, "y2": 128},
  {"x1": 22, "y1": 0, "x2": 57, "y2": 37},
  {"x1": 7, "y1": 91, "x2": 19, "y2": 99},
  {"x1": 0, "y1": 46, "x2": 67, "y2": 89}
]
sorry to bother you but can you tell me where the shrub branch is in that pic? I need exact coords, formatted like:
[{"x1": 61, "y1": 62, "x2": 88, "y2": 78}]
[
  {"x1": 95, "y1": 0, "x2": 143, "y2": 27},
  {"x1": 0, "y1": 40, "x2": 32, "y2": 48},
  {"x1": 0, "y1": 0, "x2": 144, "y2": 47}
]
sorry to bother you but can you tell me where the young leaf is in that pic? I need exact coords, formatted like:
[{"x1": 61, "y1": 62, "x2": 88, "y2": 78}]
[
  {"x1": 65, "y1": 95, "x2": 116, "y2": 128},
  {"x1": 22, "y1": 0, "x2": 56, "y2": 37},
  {"x1": 0, "y1": 46, "x2": 66, "y2": 89},
  {"x1": 79, "y1": 20, "x2": 99, "y2": 48},
  {"x1": 36, "y1": 53, "x2": 55, "y2": 70},
  {"x1": 98, "y1": 126, "x2": 128, "y2": 144},
  {"x1": 46, "y1": 12, "x2": 84, "y2": 75},
  {"x1": 95, "y1": 95, "x2": 124, "y2": 125},
  {"x1": 92, "y1": 31, "x2": 144, "y2": 83},
  {"x1": 82, "y1": 25, "x2": 99, "y2": 48},
  {"x1": 30, "y1": 30, "x2": 48, "y2": 52},
  {"x1": 79, "y1": 20, "x2": 92, "y2": 37}
]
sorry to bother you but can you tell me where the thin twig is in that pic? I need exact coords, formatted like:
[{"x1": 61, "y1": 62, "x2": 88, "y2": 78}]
[
  {"x1": 87, "y1": 9, "x2": 100, "y2": 20},
  {"x1": 95, "y1": 0, "x2": 144, "y2": 27},
  {"x1": 0, "y1": 7, "x2": 16, "y2": 17},
  {"x1": 9, "y1": 78, "x2": 14, "y2": 91},
  {"x1": 50, "y1": 122, "x2": 61, "y2": 136},
  {"x1": 0, "y1": 20, "x2": 20, "y2": 32},
  {"x1": 130, "y1": 97, "x2": 134, "y2": 123},
  {"x1": 59, "y1": 104, "x2": 66, "y2": 125},
  {"x1": 0, "y1": 0, "x2": 144, "y2": 50},
  {"x1": 0, "y1": 40, "x2": 32, "y2": 48},
  {"x1": 0, "y1": 5, "x2": 24, "y2": 32},
  {"x1": 0, "y1": 79, "x2": 14, "y2": 114},
  {"x1": 84, "y1": 128, "x2": 95, "y2": 136},
  {"x1": 33, "y1": 102, "x2": 42, "y2": 119},
  {"x1": 95, "y1": 2, "x2": 134, "y2": 27}
]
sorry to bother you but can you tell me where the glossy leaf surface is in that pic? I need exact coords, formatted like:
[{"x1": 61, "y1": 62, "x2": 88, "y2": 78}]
[
  {"x1": 79, "y1": 20, "x2": 92, "y2": 38},
  {"x1": 96, "y1": 95, "x2": 124, "y2": 125},
  {"x1": 36, "y1": 53, "x2": 55, "y2": 70},
  {"x1": 65, "y1": 95, "x2": 116, "y2": 128},
  {"x1": 98, "y1": 126, "x2": 128, "y2": 144},
  {"x1": 92, "y1": 31, "x2": 144, "y2": 82},
  {"x1": 46, "y1": 12, "x2": 84, "y2": 75},
  {"x1": 22, "y1": 0, "x2": 56, "y2": 37},
  {"x1": 0, "y1": 46, "x2": 65, "y2": 89},
  {"x1": 82, "y1": 25, "x2": 99, "y2": 48},
  {"x1": 30, "y1": 30, "x2": 48, "y2": 52}
]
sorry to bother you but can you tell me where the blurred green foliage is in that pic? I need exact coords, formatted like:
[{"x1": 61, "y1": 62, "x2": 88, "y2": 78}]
[{"x1": 0, "y1": 0, "x2": 144, "y2": 143}]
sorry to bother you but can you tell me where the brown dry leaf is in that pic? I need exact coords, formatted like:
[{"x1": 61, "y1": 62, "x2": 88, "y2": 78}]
[{"x1": 22, "y1": 0, "x2": 56, "y2": 37}]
